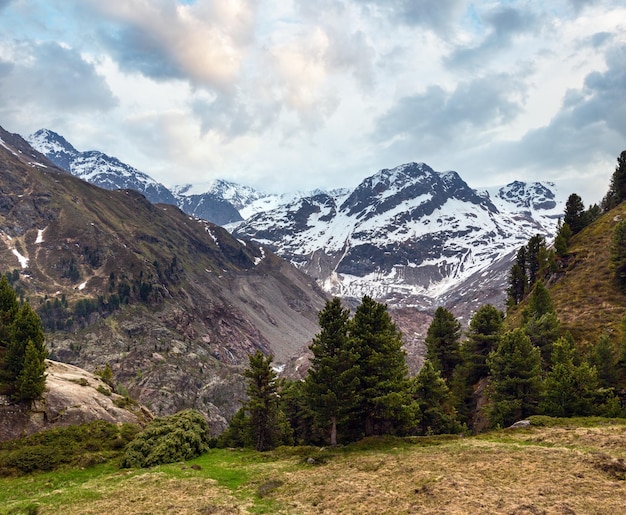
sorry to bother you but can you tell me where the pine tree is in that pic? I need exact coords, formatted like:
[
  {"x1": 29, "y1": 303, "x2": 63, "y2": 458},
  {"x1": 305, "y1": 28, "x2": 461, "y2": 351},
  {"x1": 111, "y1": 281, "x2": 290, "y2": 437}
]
[
  {"x1": 554, "y1": 221, "x2": 573, "y2": 258},
  {"x1": 540, "y1": 337, "x2": 598, "y2": 417},
  {"x1": 244, "y1": 350, "x2": 291, "y2": 451},
  {"x1": 602, "y1": 150, "x2": 626, "y2": 211},
  {"x1": 526, "y1": 235, "x2": 546, "y2": 285},
  {"x1": 487, "y1": 328, "x2": 543, "y2": 427},
  {"x1": 16, "y1": 339, "x2": 47, "y2": 402},
  {"x1": 588, "y1": 334, "x2": 618, "y2": 389},
  {"x1": 304, "y1": 297, "x2": 359, "y2": 445},
  {"x1": 461, "y1": 304, "x2": 504, "y2": 385},
  {"x1": 411, "y1": 360, "x2": 460, "y2": 435},
  {"x1": 348, "y1": 295, "x2": 411, "y2": 438},
  {"x1": 525, "y1": 312, "x2": 560, "y2": 368},
  {"x1": 507, "y1": 247, "x2": 528, "y2": 306},
  {"x1": 425, "y1": 307, "x2": 461, "y2": 382},
  {"x1": 524, "y1": 281, "x2": 554, "y2": 320},
  {"x1": 564, "y1": 193, "x2": 586, "y2": 234}
]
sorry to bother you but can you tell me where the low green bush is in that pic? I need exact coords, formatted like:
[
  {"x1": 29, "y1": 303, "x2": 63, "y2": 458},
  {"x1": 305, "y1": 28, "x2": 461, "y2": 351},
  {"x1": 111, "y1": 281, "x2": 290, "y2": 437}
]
[
  {"x1": 0, "y1": 421, "x2": 140, "y2": 476},
  {"x1": 121, "y1": 409, "x2": 211, "y2": 468}
]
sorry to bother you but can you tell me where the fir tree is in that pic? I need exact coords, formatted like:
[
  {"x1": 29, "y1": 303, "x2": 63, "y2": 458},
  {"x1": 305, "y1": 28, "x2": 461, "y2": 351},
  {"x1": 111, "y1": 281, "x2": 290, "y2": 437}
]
[
  {"x1": 461, "y1": 304, "x2": 504, "y2": 385},
  {"x1": 602, "y1": 150, "x2": 626, "y2": 211},
  {"x1": 525, "y1": 312, "x2": 560, "y2": 368},
  {"x1": 588, "y1": 334, "x2": 618, "y2": 389},
  {"x1": 348, "y1": 296, "x2": 411, "y2": 438},
  {"x1": 540, "y1": 337, "x2": 599, "y2": 417},
  {"x1": 564, "y1": 193, "x2": 586, "y2": 234},
  {"x1": 487, "y1": 328, "x2": 543, "y2": 427},
  {"x1": 507, "y1": 247, "x2": 528, "y2": 306},
  {"x1": 526, "y1": 235, "x2": 546, "y2": 285},
  {"x1": 243, "y1": 350, "x2": 291, "y2": 451},
  {"x1": 554, "y1": 221, "x2": 573, "y2": 258},
  {"x1": 524, "y1": 281, "x2": 554, "y2": 320},
  {"x1": 424, "y1": 307, "x2": 461, "y2": 382},
  {"x1": 16, "y1": 339, "x2": 47, "y2": 402},
  {"x1": 411, "y1": 360, "x2": 460, "y2": 436},
  {"x1": 304, "y1": 297, "x2": 359, "y2": 445}
]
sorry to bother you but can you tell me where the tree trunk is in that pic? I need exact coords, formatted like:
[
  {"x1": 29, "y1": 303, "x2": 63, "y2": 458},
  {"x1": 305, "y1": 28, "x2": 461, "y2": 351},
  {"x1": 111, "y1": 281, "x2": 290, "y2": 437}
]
[
  {"x1": 330, "y1": 416, "x2": 337, "y2": 446},
  {"x1": 365, "y1": 415, "x2": 374, "y2": 437}
]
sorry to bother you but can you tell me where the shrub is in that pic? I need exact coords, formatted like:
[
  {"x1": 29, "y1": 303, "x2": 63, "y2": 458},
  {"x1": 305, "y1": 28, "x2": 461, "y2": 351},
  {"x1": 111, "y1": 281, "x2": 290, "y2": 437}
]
[{"x1": 121, "y1": 409, "x2": 211, "y2": 468}]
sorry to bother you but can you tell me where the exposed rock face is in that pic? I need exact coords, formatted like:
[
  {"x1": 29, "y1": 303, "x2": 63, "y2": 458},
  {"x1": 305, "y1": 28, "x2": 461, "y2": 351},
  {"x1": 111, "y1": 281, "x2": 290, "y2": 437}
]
[{"x1": 0, "y1": 360, "x2": 151, "y2": 442}]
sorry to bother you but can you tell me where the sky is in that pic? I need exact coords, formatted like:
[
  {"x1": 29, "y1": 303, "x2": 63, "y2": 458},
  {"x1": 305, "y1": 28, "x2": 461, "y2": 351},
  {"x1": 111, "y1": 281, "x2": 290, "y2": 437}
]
[{"x1": 0, "y1": 1, "x2": 625, "y2": 204}]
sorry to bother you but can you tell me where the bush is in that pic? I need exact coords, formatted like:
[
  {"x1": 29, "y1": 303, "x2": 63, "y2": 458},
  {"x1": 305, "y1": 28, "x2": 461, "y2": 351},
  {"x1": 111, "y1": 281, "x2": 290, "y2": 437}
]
[
  {"x1": 121, "y1": 409, "x2": 211, "y2": 468},
  {"x1": 0, "y1": 421, "x2": 140, "y2": 476}
]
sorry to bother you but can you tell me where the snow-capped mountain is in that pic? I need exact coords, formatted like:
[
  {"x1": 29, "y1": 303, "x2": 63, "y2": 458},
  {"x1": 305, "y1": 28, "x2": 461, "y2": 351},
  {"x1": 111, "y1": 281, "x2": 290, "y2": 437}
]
[
  {"x1": 233, "y1": 162, "x2": 564, "y2": 311},
  {"x1": 28, "y1": 129, "x2": 177, "y2": 206},
  {"x1": 28, "y1": 129, "x2": 243, "y2": 225}
]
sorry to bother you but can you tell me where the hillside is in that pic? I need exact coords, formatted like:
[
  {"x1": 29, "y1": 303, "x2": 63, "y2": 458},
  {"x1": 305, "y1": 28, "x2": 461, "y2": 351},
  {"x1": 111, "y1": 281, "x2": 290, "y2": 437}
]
[
  {"x1": 0, "y1": 126, "x2": 328, "y2": 431},
  {"x1": 1, "y1": 418, "x2": 625, "y2": 514},
  {"x1": 507, "y1": 201, "x2": 626, "y2": 348}
]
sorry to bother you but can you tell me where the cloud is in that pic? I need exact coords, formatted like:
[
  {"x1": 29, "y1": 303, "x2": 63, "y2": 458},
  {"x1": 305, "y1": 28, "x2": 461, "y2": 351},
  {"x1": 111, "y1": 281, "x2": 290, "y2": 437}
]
[
  {"x1": 445, "y1": 5, "x2": 540, "y2": 70},
  {"x1": 0, "y1": 40, "x2": 117, "y2": 128},
  {"x1": 353, "y1": 0, "x2": 464, "y2": 33},
  {"x1": 79, "y1": 0, "x2": 257, "y2": 91},
  {"x1": 375, "y1": 72, "x2": 526, "y2": 147},
  {"x1": 0, "y1": 0, "x2": 13, "y2": 11}
]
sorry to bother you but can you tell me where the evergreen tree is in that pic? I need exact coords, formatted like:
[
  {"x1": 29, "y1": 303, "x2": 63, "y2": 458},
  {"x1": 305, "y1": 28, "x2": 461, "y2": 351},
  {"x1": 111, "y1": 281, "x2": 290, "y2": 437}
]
[
  {"x1": 524, "y1": 281, "x2": 554, "y2": 320},
  {"x1": 411, "y1": 360, "x2": 460, "y2": 436},
  {"x1": 16, "y1": 339, "x2": 47, "y2": 402},
  {"x1": 461, "y1": 305, "x2": 504, "y2": 385},
  {"x1": 588, "y1": 334, "x2": 618, "y2": 389},
  {"x1": 554, "y1": 221, "x2": 573, "y2": 258},
  {"x1": 540, "y1": 337, "x2": 599, "y2": 417},
  {"x1": 348, "y1": 295, "x2": 411, "y2": 438},
  {"x1": 243, "y1": 350, "x2": 291, "y2": 451},
  {"x1": 564, "y1": 193, "x2": 586, "y2": 234},
  {"x1": 525, "y1": 312, "x2": 560, "y2": 368},
  {"x1": 507, "y1": 247, "x2": 528, "y2": 306},
  {"x1": 424, "y1": 307, "x2": 461, "y2": 382},
  {"x1": 610, "y1": 220, "x2": 626, "y2": 289},
  {"x1": 281, "y1": 379, "x2": 321, "y2": 445},
  {"x1": 487, "y1": 328, "x2": 543, "y2": 427},
  {"x1": 526, "y1": 235, "x2": 546, "y2": 285},
  {"x1": 602, "y1": 150, "x2": 626, "y2": 211},
  {"x1": 304, "y1": 297, "x2": 359, "y2": 445}
]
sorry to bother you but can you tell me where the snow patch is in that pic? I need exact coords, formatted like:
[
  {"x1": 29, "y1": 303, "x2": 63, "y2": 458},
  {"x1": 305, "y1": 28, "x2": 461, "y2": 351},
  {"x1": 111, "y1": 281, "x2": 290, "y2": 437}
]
[
  {"x1": 11, "y1": 249, "x2": 29, "y2": 269},
  {"x1": 36, "y1": 228, "x2": 46, "y2": 244},
  {"x1": 78, "y1": 281, "x2": 87, "y2": 290}
]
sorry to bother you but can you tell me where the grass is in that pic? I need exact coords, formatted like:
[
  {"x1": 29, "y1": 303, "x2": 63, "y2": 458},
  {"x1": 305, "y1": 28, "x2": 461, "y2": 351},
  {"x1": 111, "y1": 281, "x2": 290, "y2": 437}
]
[{"x1": 1, "y1": 418, "x2": 626, "y2": 514}]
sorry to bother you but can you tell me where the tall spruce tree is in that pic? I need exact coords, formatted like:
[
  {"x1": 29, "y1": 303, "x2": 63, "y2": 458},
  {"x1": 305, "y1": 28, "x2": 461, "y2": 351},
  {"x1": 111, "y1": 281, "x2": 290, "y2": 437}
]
[
  {"x1": 244, "y1": 350, "x2": 291, "y2": 451},
  {"x1": 526, "y1": 235, "x2": 546, "y2": 286},
  {"x1": 348, "y1": 295, "x2": 411, "y2": 438},
  {"x1": 540, "y1": 337, "x2": 599, "y2": 417},
  {"x1": 564, "y1": 193, "x2": 586, "y2": 234},
  {"x1": 0, "y1": 278, "x2": 47, "y2": 400},
  {"x1": 411, "y1": 360, "x2": 460, "y2": 436},
  {"x1": 304, "y1": 297, "x2": 359, "y2": 445},
  {"x1": 425, "y1": 307, "x2": 461, "y2": 382},
  {"x1": 602, "y1": 150, "x2": 626, "y2": 211},
  {"x1": 487, "y1": 328, "x2": 543, "y2": 427},
  {"x1": 508, "y1": 246, "x2": 528, "y2": 306}
]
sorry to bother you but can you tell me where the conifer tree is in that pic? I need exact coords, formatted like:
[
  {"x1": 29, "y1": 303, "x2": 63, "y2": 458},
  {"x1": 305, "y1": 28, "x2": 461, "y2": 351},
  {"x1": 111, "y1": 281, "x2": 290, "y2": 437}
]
[
  {"x1": 525, "y1": 312, "x2": 560, "y2": 368},
  {"x1": 554, "y1": 221, "x2": 573, "y2": 258},
  {"x1": 425, "y1": 307, "x2": 461, "y2": 382},
  {"x1": 588, "y1": 334, "x2": 618, "y2": 389},
  {"x1": 507, "y1": 247, "x2": 528, "y2": 306},
  {"x1": 525, "y1": 281, "x2": 554, "y2": 320},
  {"x1": 16, "y1": 339, "x2": 47, "y2": 402},
  {"x1": 540, "y1": 337, "x2": 598, "y2": 417},
  {"x1": 487, "y1": 328, "x2": 543, "y2": 427},
  {"x1": 526, "y1": 235, "x2": 546, "y2": 285},
  {"x1": 348, "y1": 295, "x2": 411, "y2": 438},
  {"x1": 564, "y1": 193, "x2": 586, "y2": 234},
  {"x1": 244, "y1": 350, "x2": 291, "y2": 451},
  {"x1": 461, "y1": 304, "x2": 504, "y2": 385},
  {"x1": 602, "y1": 150, "x2": 626, "y2": 211},
  {"x1": 411, "y1": 360, "x2": 460, "y2": 435},
  {"x1": 305, "y1": 297, "x2": 359, "y2": 445}
]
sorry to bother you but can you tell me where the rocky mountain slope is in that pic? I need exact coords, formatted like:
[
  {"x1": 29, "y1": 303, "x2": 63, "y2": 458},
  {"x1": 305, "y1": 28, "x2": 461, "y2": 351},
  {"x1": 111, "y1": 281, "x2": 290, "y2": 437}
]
[
  {"x1": 1, "y1": 126, "x2": 327, "y2": 432},
  {"x1": 234, "y1": 162, "x2": 564, "y2": 314}
]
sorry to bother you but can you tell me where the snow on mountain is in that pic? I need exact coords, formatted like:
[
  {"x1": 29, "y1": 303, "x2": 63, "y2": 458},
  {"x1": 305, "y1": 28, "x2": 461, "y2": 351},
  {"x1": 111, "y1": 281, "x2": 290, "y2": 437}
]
[
  {"x1": 234, "y1": 162, "x2": 564, "y2": 310},
  {"x1": 28, "y1": 129, "x2": 177, "y2": 206}
]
